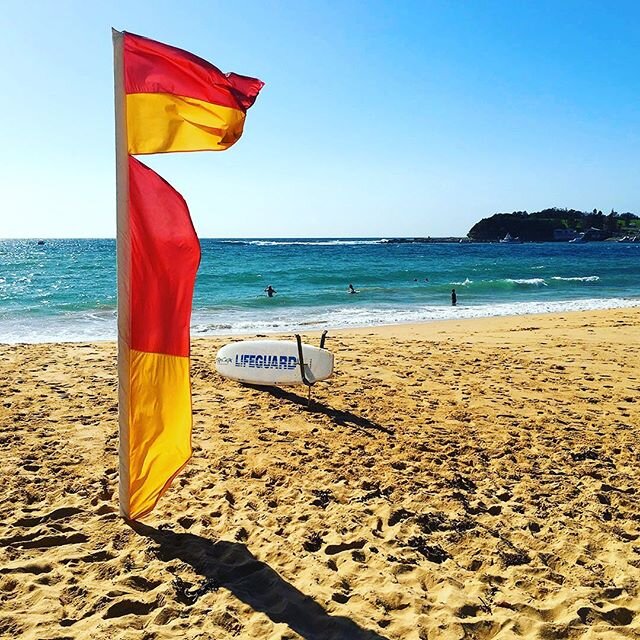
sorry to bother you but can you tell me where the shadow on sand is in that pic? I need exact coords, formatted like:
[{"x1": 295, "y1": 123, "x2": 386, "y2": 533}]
[
  {"x1": 131, "y1": 522, "x2": 389, "y2": 640},
  {"x1": 245, "y1": 384, "x2": 394, "y2": 436}
]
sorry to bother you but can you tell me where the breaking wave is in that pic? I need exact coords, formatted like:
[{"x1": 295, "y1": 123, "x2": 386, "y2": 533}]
[
  {"x1": 504, "y1": 278, "x2": 548, "y2": 287},
  {"x1": 218, "y1": 239, "x2": 385, "y2": 246},
  {"x1": 550, "y1": 276, "x2": 600, "y2": 282}
]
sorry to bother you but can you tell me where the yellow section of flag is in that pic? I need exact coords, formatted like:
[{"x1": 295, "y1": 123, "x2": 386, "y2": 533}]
[
  {"x1": 126, "y1": 93, "x2": 247, "y2": 155},
  {"x1": 127, "y1": 349, "x2": 193, "y2": 519}
]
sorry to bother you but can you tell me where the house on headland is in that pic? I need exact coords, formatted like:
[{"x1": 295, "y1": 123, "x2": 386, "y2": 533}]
[{"x1": 553, "y1": 228, "x2": 580, "y2": 241}]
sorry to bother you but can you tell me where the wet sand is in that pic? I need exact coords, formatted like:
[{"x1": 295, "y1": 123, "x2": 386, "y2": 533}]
[{"x1": 1, "y1": 308, "x2": 639, "y2": 639}]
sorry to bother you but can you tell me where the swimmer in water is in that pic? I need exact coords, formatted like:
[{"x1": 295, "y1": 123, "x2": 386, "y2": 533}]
[
  {"x1": 348, "y1": 283, "x2": 358, "y2": 294},
  {"x1": 265, "y1": 285, "x2": 277, "y2": 298}
]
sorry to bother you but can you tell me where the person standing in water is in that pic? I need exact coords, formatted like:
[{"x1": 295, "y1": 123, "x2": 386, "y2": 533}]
[
  {"x1": 451, "y1": 289, "x2": 457, "y2": 306},
  {"x1": 264, "y1": 285, "x2": 277, "y2": 298}
]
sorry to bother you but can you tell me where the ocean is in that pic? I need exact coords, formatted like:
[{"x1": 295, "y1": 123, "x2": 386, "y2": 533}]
[{"x1": 1, "y1": 238, "x2": 638, "y2": 343}]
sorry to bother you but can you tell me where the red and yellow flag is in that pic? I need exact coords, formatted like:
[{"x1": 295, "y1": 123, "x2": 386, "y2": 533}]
[
  {"x1": 124, "y1": 32, "x2": 264, "y2": 154},
  {"x1": 126, "y1": 156, "x2": 200, "y2": 518},
  {"x1": 114, "y1": 31, "x2": 263, "y2": 520}
]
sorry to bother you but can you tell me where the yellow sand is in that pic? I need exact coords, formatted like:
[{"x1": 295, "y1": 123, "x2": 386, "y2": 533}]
[{"x1": 1, "y1": 308, "x2": 639, "y2": 639}]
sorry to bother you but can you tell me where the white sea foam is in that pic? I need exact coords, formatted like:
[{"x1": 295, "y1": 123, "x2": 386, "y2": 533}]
[
  {"x1": 451, "y1": 278, "x2": 473, "y2": 286},
  {"x1": 0, "y1": 311, "x2": 115, "y2": 344},
  {"x1": 505, "y1": 278, "x2": 548, "y2": 286},
  {"x1": 2, "y1": 299, "x2": 639, "y2": 343},
  {"x1": 550, "y1": 276, "x2": 600, "y2": 282},
  {"x1": 188, "y1": 298, "x2": 640, "y2": 336},
  {"x1": 219, "y1": 239, "x2": 385, "y2": 246}
]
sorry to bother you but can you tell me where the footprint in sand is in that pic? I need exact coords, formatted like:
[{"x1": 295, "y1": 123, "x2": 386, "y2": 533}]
[
  {"x1": 14, "y1": 506, "x2": 83, "y2": 528},
  {"x1": 577, "y1": 606, "x2": 635, "y2": 626}
]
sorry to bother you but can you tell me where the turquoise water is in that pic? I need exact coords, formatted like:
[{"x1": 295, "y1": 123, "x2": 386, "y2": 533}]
[{"x1": 0, "y1": 238, "x2": 638, "y2": 342}]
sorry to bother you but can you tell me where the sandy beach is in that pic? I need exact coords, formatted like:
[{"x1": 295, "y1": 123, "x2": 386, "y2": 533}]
[{"x1": 1, "y1": 308, "x2": 639, "y2": 639}]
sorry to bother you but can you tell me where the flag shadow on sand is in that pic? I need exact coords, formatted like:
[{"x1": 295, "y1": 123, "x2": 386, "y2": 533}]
[{"x1": 131, "y1": 522, "x2": 389, "y2": 640}]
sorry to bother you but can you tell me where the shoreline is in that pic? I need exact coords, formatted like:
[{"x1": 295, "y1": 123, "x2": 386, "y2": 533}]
[
  {"x1": 324, "y1": 304, "x2": 640, "y2": 339},
  {"x1": 254, "y1": 304, "x2": 640, "y2": 343},
  {"x1": 2, "y1": 296, "x2": 639, "y2": 345}
]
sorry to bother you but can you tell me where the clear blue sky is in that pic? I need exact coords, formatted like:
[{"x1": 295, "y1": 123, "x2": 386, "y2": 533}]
[{"x1": 1, "y1": 0, "x2": 638, "y2": 238}]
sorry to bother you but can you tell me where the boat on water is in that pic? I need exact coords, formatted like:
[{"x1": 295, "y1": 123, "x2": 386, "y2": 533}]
[{"x1": 499, "y1": 233, "x2": 522, "y2": 244}]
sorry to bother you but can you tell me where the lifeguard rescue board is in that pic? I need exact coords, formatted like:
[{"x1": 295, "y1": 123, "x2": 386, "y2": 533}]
[{"x1": 215, "y1": 340, "x2": 334, "y2": 386}]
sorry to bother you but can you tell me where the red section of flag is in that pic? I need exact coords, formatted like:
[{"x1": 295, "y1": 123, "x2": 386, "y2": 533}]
[
  {"x1": 123, "y1": 32, "x2": 264, "y2": 111},
  {"x1": 128, "y1": 156, "x2": 201, "y2": 357}
]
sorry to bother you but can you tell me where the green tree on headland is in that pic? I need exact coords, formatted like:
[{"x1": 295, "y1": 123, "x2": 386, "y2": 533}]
[{"x1": 467, "y1": 207, "x2": 639, "y2": 241}]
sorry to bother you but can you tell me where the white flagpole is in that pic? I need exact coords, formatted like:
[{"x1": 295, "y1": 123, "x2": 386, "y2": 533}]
[{"x1": 112, "y1": 29, "x2": 131, "y2": 518}]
